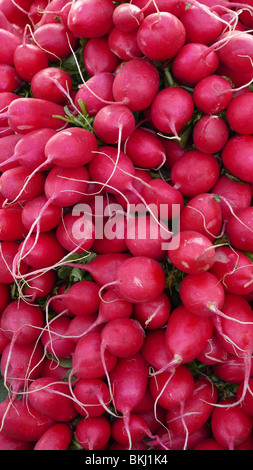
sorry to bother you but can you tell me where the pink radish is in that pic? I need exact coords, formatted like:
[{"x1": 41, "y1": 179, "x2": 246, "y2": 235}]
[
  {"x1": 192, "y1": 74, "x2": 233, "y2": 114},
  {"x1": 110, "y1": 413, "x2": 166, "y2": 448},
  {"x1": 124, "y1": 126, "x2": 166, "y2": 169},
  {"x1": 33, "y1": 22, "x2": 76, "y2": 63},
  {"x1": 100, "y1": 318, "x2": 145, "y2": 358},
  {"x1": 30, "y1": 67, "x2": 73, "y2": 104},
  {"x1": 13, "y1": 43, "x2": 49, "y2": 82},
  {"x1": 0, "y1": 284, "x2": 10, "y2": 314},
  {"x1": 141, "y1": 329, "x2": 173, "y2": 373},
  {"x1": 236, "y1": 377, "x2": 253, "y2": 417},
  {"x1": 179, "y1": 5, "x2": 223, "y2": 45},
  {"x1": 226, "y1": 206, "x2": 253, "y2": 252},
  {"x1": 83, "y1": 37, "x2": 120, "y2": 76},
  {"x1": 67, "y1": 0, "x2": 115, "y2": 38},
  {"x1": 0, "y1": 133, "x2": 22, "y2": 170},
  {"x1": 0, "y1": 166, "x2": 45, "y2": 204},
  {"x1": 213, "y1": 30, "x2": 253, "y2": 73},
  {"x1": 211, "y1": 174, "x2": 252, "y2": 223},
  {"x1": 0, "y1": 299, "x2": 44, "y2": 345},
  {"x1": 0, "y1": 206, "x2": 28, "y2": 242},
  {"x1": 112, "y1": 3, "x2": 144, "y2": 32},
  {"x1": 131, "y1": 0, "x2": 186, "y2": 17},
  {"x1": 41, "y1": 316, "x2": 76, "y2": 359},
  {"x1": 22, "y1": 268, "x2": 56, "y2": 301},
  {"x1": 222, "y1": 135, "x2": 253, "y2": 183},
  {"x1": 93, "y1": 104, "x2": 135, "y2": 144},
  {"x1": 192, "y1": 115, "x2": 229, "y2": 154},
  {"x1": 0, "y1": 64, "x2": 21, "y2": 93},
  {"x1": 140, "y1": 178, "x2": 184, "y2": 222},
  {"x1": 16, "y1": 231, "x2": 67, "y2": 270},
  {"x1": 34, "y1": 423, "x2": 72, "y2": 450},
  {"x1": 75, "y1": 415, "x2": 111, "y2": 450},
  {"x1": 73, "y1": 378, "x2": 111, "y2": 417},
  {"x1": 21, "y1": 195, "x2": 62, "y2": 233},
  {"x1": 226, "y1": 92, "x2": 253, "y2": 135},
  {"x1": 213, "y1": 354, "x2": 253, "y2": 384},
  {"x1": 0, "y1": 241, "x2": 28, "y2": 284},
  {"x1": 46, "y1": 280, "x2": 101, "y2": 317},
  {"x1": 56, "y1": 211, "x2": 95, "y2": 253},
  {"x1": 0, "y1": 433, "x2": 34, "y2": 450},
  {"x1": 0, "y1": 29, "x2": 21, "y2": 65},
  {"x1": 108, "y1": 27, "x2": 142, "y2": 61},
  {"x1": 133, "y1": 293, "x2": 171, "y2": 330},
  {"x1": 74, "y1": 72, "x2": 115, "y2": 116},
  {"x1": 196, "y1": 332, "x2": 229, "y2": 365}
]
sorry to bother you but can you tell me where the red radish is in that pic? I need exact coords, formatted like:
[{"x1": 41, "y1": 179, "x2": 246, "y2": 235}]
[
  {"x1": 132, "y1": 0, "x2": 186, "y2": 17},
  {"x1": 211, "y1": 398, "x2": 253, "y2": 450},
  {"x1": 43, "y1": 165, "x2": 90, "y2": 208},
  {"x1": 179, "y1": 272, "x2": 225, "y2": 318},
  {"x1": 0, "y1": 241, "x2": 28, "y2": 284},
  {"x1": 110, "y1": 413, "x2": 166, "y2": 448},
  {"x1": 226, "y1": 92, "x2": 253, "y2": 135},
  {"x1": 125, "y1": 127, "x2": 166, "y2": 169},
  {"x1": 0, "y1": 128, "x2": 57, "y2": 172},
  {"x1": 0, "y1": 133, "x2": 22, "y2": 170},
  {"x1": 108, "y1": 27, "x2": 142, "y2": 61},
  {"x1": 166, "y1": 377, "x2": 218, "y2": 439},
  {"x1": 179, "y1": 193, "x2": 223, "y2": 241},
  {"x1": 56, "y1": 211, "x2": 95, "y2": 253},
  {"x1": 65, "y1": 315, "x2": 104, "y2": 344},
  {"x1": 75, "y1": 415, "x2": 111, "y2": 450},
  {"x1": 101, "y1": 318, "x2": 145, "y2": 358},
  {"x1": 70, "y1": 332, "x2": 117, "y2": 380},
  {"x1": 0, "y1": 433, "x2": 34, "y2": 450},
  {"x1": 91, "y1": 213, "x2": 127, "y2": 254},
  {"x1": 0, "y1": 166, "x2": 45, "y2": 204},
  {"x1": 136, "y1": 11, "x2": 186, "y2": 61},
  {"x1": 33, "y1": 22, "x2": 76, "y2": 62},
  {"x1": 192, "y1": 115, "x2": 229, "y2": 154},
  {"x1": 93, "y1": 104, "x2": 135, "y2": 144},
  {"x1": 133, "y1": 293, "x2": 171, "y2": 330},
  {"x1": 68, "y1": 0, "x2": 115, "y2": 37},
  {"x1": 74, "y1": 72, "x2": 115, "y2": 116},
  {"x1": 179, "y1": 5, "x2": 223, "y2": 45},
  {"x1": 113, "y1": 3, "x2": 144, "y2": 32},
  {"x1": 141, "y1": 328, "x2": 175, "y2": 375},
  {"x1": 222, "y1": 135, "x2": 253, "y2": 183},
  {"x1": 236, "y1": 377, "x2": 253, "y2": 417},
  {"x1": 109, "y1": 168, "x2": 152, "y2": 210},
  {"x1": 213, "y1": 354, "x2": 253, "y2": 384},
  {"x1": 193, "y1": 438, "x2": 228, "y2": 450},
  {"x1": 0, "y1": 206, "x2": 28, "y2": 241},
  {"x1": 140, "y1": 178, "x2": 184, "y2": 221},
  {"x1": 0, "y1": 0, "x2": 33, "y2": 27},
  {"x1": 0, "y1": 340, "x2": 44, "y2": 398},
  {"x1": 154, "y1": 424, "x2": 211, "y2": 451},
  {"x1": 196, "y1": 332, "x2": 228, "y2": 365},
  {"x1": 0, "y1": 299, "x2": 44, "y2": 345},
  {"x1": 0, "y1": 64, "x2": 21, "y2": 93},
  {"x1": 73, "y1": 378, "x2": 111, "y2": 417},
  {"x1": 0, "y1": 398, "x2": 55, "y2": 442},
  {"x1": 112, "y1": 58, "x2": 160, "y2": 111},
  {"x1": 0, "y1": 29, "x2": 21, "y2": 65},
  {"x1": 35, "y1": 0, "x2": 70, "y2": 26},
  {"x1": 31, "y1": 67, "x2": 73, "y2": 104},
  {"x1": 162, "y1": 139, "x2": 186, "y2": 170},
  {"x1": 27, "y1": 376, "x2": 78, "y2": 422},
  {"x1": 210, "y1": 245, "x2": 253, "y2": 296},
  {"x1": 211, "y1": 174, "x2": 252, "y2": 223},
  {"x1": 167, "y1": 230, "x2": 216, "y2": 275},
  {"x1": 47, "y1": 280, "x2": 101, "y2": 317},
  {"x1": 193, "y1": 74, "x2": 233, "y2": 114},
  {"x1": 34, "y1": 423, "x2": 72, "y2": 450},
  {"x1": 171, "y1": 42, "x2": 219, "y2": 86},
  {"x1": 22, "y1": 268, "x2": 56, "y2": 301},
  {"x1": 150, "y1": 86, "x2": 194, "y2": 140},
  {"x1": 0, "y1": 97, "x2": 67, "y2": 134},
  {"x1": 164, "y1": 305, "x2": 213, "y2": 368},
  {"x1": 0, "y1": 91, "x2": 19, "y2": 127},
  {"x1": 235, "y1": 435, "x2": 253, "y2": 450},
  {"x1": 41, "y1": 316, "x2": 76, "y2": 359},
  {"x1": 0, "y1": 284, "x2": 10, "y2": 314},
  {"x1": 0, "y1": 9, "x2": 24, "y2": 36},
  {"x1": 170, "y1": 150, "x2": 220, "y2": 198},
  {"x1": 21, "y1": 195, "x2": 62, "y2": 233},
  {"x1": 226, "y1": 207, "x2": 253, "y2": 252},
  {"x1": 83, "y1": 37, "x2": 120, "y2": 76},
  {"x1": 107, "y1": 255, "x2": 166, "y2": 303},
  {"x1": 213, "y1": 30, "x2": 253, "y2": 73},
  {"x1": 13, "y1": 43, "x2": 49, "y2": 82}
]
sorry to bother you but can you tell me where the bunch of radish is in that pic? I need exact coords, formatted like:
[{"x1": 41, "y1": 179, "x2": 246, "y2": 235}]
[{"x1": 0, "y1": 0, "x2": 252, "y2": 452}]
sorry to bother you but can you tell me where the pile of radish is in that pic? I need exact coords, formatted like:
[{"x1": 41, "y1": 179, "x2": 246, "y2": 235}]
[{"x1": 0, "y1": 0, "x2": 253, "y2": 452}]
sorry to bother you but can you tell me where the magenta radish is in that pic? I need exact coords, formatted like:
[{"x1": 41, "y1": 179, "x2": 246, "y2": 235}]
[
  {"x1": 193, "y1": 438, "x2": 228, "y2": 450},
  {"x1": 68, "y1": 0, "x2": 115, "y2": 38},
  {"x1": 136, "y1": 11, "x2": 186, "y2": 61},
  {"x1": 110, "y1": 413, "x2": 166, "y2": 448},
  {"x1": 74, "y1": 72, "x2": 115, "y2": 116},
  {"x1": 150, "y1": 86, "x2": 194, "y2": 140},
  {"x1": 226, "y1": 206, "x2": 253, "y2": 252},
  {"x1": 0, "y1": 299, "x2": 44, "y2": 345},
  {"x1": 140, "y1": 178, "x2": 184, "y2": 221},
  {"x1": 0, "y1": 133, "x2": 22, "y2": 170},
  {"x1": 210, "y1": 245, "x2": 253, "y2": 296},
  {"x1": 168, "y1": 230, "x2": 216, "y2": 275},
  {"x1": 0, "y1": 91, "x2": 19, "y2": 127},
  {"x1": 0, "y1": 433, "x2": 34, "y2": 450},
  {"x1": 179, "y1": 193, "x2": 223, "y2": 241},
  {"x1": 0, "y1": 206, "x2": 28, "y2": 241},
  {"x1": 193, "y1": 74, "x2": 233, "y2": 114},
  {"x1": 73, "y1": 378, "x2": 111, "y2": 417},
  {"x1": 91, "y1": 214, "x2": 127, "y2": 254},
  {"x1": 236, "y1": 378, "x2": 253, "y2": 417},
  {"x1": 22, "y1": 268, "x2": 56, "y2": 301},
  {"x1": 93, "y1": 104, "x2": 135, "y2": 144},
  {"x1": 124, "y1": 126, "x2": 166, "y2": 169},
  {"x1": 170, "y1": 150, "x2": 220, "y2": 198},
  {"x1": 33, "y1": 22, "x2": 76, "y2": 62},
  {"x1": 213, "y1": 354, "x2": 253, "y2": 384},
  {"x1": 40, "y1": 357, "x2": 69, "y2": 380},
  {"x1": 192, "y1": 115, "x2": 229, "y2": 154},
  {"x1": 0, "y1": 97, "x2": 67, "y2": 134},
  {"x1": 70, "y1": 332, "x2": 117, "y2": 380},
  {"x1": 83, "y1": 37, "x2": 120, "y2": 76},
  {"x1": 196, "y1": 332, "x2": 228, "y2": 365},
  {"x1": 112, "y1": 3, "x2": 144, "y2": 32},
  {"x1": 179, "y1": 5, "x2": 223, "y2": 45},
  {"x1": 30, "y1": 67, "x2": 73, "y2": 105},
  {"x1": 141, "y1": 329, "x2": 173, "y2": 372},
  {"x1": 162, "y1": 139, "x2": 186, "y2": 170},
  {"x1": 35, "y1": 0, "x2": 70, "y2": 26},
  {"x1": 211, "y1": 174, "x2": 252, "y2": 223},
  {"x1": 56, "y1": 211, "x2": 95, "y2": 253},
  {"x1": 34, "y1": 423, "x2": 72, "y2": 450},
  {"x1": 47, "y1": 280, "x2": 101, "y2": 317},
  {"x1": 166, "y1": 377, "x2": 218, "y2": 438},
  {"x1": 16, "y1": 231, "x2": 67, "y2": 270},
  {"x1": 226, "y1": 92, "x2": 253, "y2": 135},
  {"x1": 0, "y1": 29, "x2": 21, "y2": 65},
  {"x1": 112, "y1": 58, "x2": 160, "y2": 111},
  {"x1": 41, "y1": 316, "x2": 76, "y2": 359},
  {"x1": 0, "y1": 241, "x2": 28, "y2": 284},
  {"x1": 75, "y1": 415, "x2": 111, "y2": 450},
  {"x1": 0, "y1": 398, "x2": 55, "y2": 442},
  {"x1": 0, "y1": 64, "x2": 21, "y2": 93},
  {"x1": 131, "y1": 0, "x2": 186, "y2": 17},
  {"x1": 108, "y1": 27, "x2": 142, "y2": 61},
  {"x1": 21, "y1": 195, "x2": 62, "y2": 233},
  {"x1": 0, "y1": 166, "x2": 45, "y2": 204},
  {"x1": 222, "y1": 135, "x2": 253, "y2": 183},
  {"x1": 13, "y1": 43, "x2": 49, "y2": 82},
  {"x1": 65, "y1": 315, "x2": 104, "y2": 344},
  {"x1": 27, "y1": 376, "x2": 78, "y2": 422},
  {"x1": 171, "y1": 42, "x2": 219, "y2": 86},
  {"x1": 100, "y1": 318, "x2": 145, "y2": 359},
  {"x1": 0, "y1": 284, "x2": 10, "y2": 314},
  {"x1": 133, "y1": 293, "x2": 171, "y2": 330},
  {"x1": 110, "y1": 168, "x2": 152, "y2": 210},
  {"x1": 211, "y1": 398, "x2": 253, "y2": 450},
  {"x1": 154, "y1": 424, "x2": 211, "y2": 451},
  {"x1": 213, "y1": 30, "x2": 253, "y2": 73}
]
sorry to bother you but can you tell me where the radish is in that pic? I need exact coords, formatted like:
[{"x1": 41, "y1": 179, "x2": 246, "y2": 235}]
[
  {"x1": 179, "y1": 5, "x2": 224, "y2": 45},
  {"x1": 112, "y1": 58, "x2": 160, "y2": 111},
  {"x1": 0, "y1": 284, "x2": 10, "y2": 314},
  {"x1": 170, "y1": 150, "x2": 220, "y2": 198},
  {"x1": 27, "y1": 376, "x2": 78, "y2": 422},
  {"x1": 0, "y1": 241, "x2": 28, "y2": 284},
  {"x1": 41, "y1": 316, "x2": 76, "y2": 359},
  {"x1": 222, "y1": 135, "x2": 253, "y2": 183},
  {"x1": 30, "y1": 67, "x2": 73, "y2": 105},
  {"x1": 0, "y1": 166, "x2": 46, "y2": 204},
  {"x1": 0, "y1": 133, "x2": 22, "y2": 170},
  {"x1": 193, "y1": 438, "x2": 228, "y2": 450},
  {"x1": 0, "y1": 299, "x2": 44, "y2": 345},
  {"x1": 100, "y1": 317, "x2": 145, "y2": 358},
  {"x1": 192, "y1": 115, "x2": 229, "y2": 154},
  {"x1": 196, "y1": 332, "x2": 229, "y2": 365},
  {"x1": 110, "y1": 413, "x2": 167, "y2": 448},
  {"x1": 73, "y1": 378, "x2": 111, "y2": 417},
  {"x1": 75, "y1": 415, "x2": 111, "y2": 450},
  {"x1": 0, "y1": 29, "x2": 21, "y2": 65},
  {"x1": 56, "y1": 211, "x2": 95, "y2": 253},
  {"x1": 108, "y1": 27, "x2": 142, "y2": 61},
  {"x1": 0, "y1": 433, "x2": 34, "y2": 450},
  {"x1": 0, "y1": 64, "x2": 21, "y2": 93},
  {"x1": 13, "y1": 43, "x2": 49, "y2": 82},
  {"x1": 236, "y1": 377, "x2": 253, "y2": 417},
  {"x1": 211, "y1": 398, "x2": 253, "y2": 450},
  {"x1": 150, "y1": 86, "x2": 194, "y2": 140},
  {"x1": 162, "y1": 139, "x2": 186, "y2": 170},
  {"x1": 74, "y1": 72, "x2": 115, "y2": 116},
  {"x1": 83, "y1": 37, "x2": 120, "y2": 76},
  {"x1": 91, "y1": 213, "x2": 127, "y2": 254},
  {"x1": 112, "y1": 3, "x2": 144, "y2": 32},
  {"x1": 33, "y1": 22, "x2": 76, "y2": 63},
  {"x1": 140, "y1": 178, "x2": 184, "y2": 221},
  {"x1": 133, "y1": 293, "x2": 171, "y2": 330},
  {"x1": 46, "y1": 280, "x2": 101, "y2": 317},
  {"x1": 16, "y1": 231, "x2": 67, "y2": 270},
  {"x1": 65, "y1": 315, "x2": 104, "y2": 344},
  {"x1": 193, "y1": 74, "x2": 233, "y2": 114},
  {"x1": 22, "y1": 268, "x2": 57, "y2": 301},
  {"x1": 21, "y1": 195, "x2": 63, "y2": 233},
  {"x1": 131, "y1": 0, "x2": 186, "y2": 17},
  {"x1": 93, "y1": 104, "x2": 136, "y2": 144},
  {"x1": 34, "y1": 423, "x2": 72, "y2": 450},
  {"x1": 67, "y1": 0, "x2": 115, "y2": 38},
  {"x1": 179, "y1": 193, "x2": 223, "y2": 241},
  {"x1": 211, "y1": 174, "x2": 252, "y2": 223},
  {"x1": 213, "y1": 30, "x2": 253, "y2": 73},
  {"x1": 226, "y1": 92, "x2": 253, "y2": 135},
  {"x1": 124, "y1": 127, "x2": 166, "y2": 169},
  {"x1": 171, "y1": 42, "x2": 219, "y2": 86},
  {"x1": 136, "y1": 11, "x2": 186, "y2": 61},
  {"x1": 167, "y1": 230, "x2": 216, "y2": 275},
  {"x1": 226, "y1": 206, "x2": 253, "y2": 252},
  {"x1": 0, "y1": 206, "x2": 28, "y2": 242},
  {"x1": 213, "y1": 354, "x2": 253, "y2": 384},
  {"x1": 0, "y1": 398, "x2": 55, "y2": 441}
]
